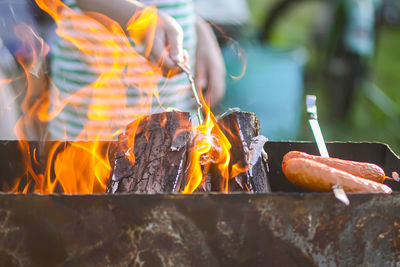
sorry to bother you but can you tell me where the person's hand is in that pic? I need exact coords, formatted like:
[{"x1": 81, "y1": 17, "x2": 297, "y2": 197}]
[
  {"x1": 151, "y1": 12, "x2": 189, "y2": 76},
  {"x1": 127, "y1": 7, "x2": 188, "y2": 77},
  {"x1": 76, "y1": 0, "x2": 187, "y2": 77},
  {"x1": 194, "y1": 18, "x2": 226, "y2": 107}
]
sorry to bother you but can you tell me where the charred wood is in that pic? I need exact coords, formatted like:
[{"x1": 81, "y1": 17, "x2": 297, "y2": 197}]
[
  {"x1": 107, "y1": 112, "x2": 192, "y2": 193},
  {"x1": 107, "y1": 111, "x2": 270, "y2": 194},
  {"x1": 217, "y1": 111, "x2": 270, "y2": 193}
]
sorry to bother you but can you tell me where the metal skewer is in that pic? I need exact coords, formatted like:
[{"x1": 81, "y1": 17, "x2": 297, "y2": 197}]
[
  {"x1": 306, "y1": 95, "x2": 329, "y2": 157},
  {"x1": 306, "y1": 95, "x2": 350, "y2": 206},
  {"x1": 176, "y1": 62, "x2": 204, "y2": 125}
]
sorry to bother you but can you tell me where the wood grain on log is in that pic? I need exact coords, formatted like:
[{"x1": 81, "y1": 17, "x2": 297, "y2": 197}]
[
  {"x1": 107, "y1": 111, "x2": 270, "y2": 193},
  {"x1": 107, "y1": 112, "x2": 191, "y2": 193},
  {"x1": 217, "y1": 111, "x2": 270, "y2": 193}
]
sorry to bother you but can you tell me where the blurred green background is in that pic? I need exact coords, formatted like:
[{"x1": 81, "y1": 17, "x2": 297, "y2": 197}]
[{"x1": 245, "y1": 0, "x2": 400, "y2": 155}]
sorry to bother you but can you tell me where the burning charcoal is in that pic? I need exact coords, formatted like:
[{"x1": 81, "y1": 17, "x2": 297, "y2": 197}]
[
  {"x1": 107, "y1": 112, "x2": 192, "y2": 193},
  {"x1": 217, "y1": 111, "x2": 271, "y2": 193}
]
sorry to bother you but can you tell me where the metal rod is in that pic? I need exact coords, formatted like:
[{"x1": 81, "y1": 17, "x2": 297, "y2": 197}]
[
  {"x1": 176, "y1": 63, "x2": 203, "y2": 125},
  {"x1": 305, "y1": 95, "x2": 349, "y2": 206},
  {"x1": 306, "y1": 95, "x2": 329, "y2": 158}
]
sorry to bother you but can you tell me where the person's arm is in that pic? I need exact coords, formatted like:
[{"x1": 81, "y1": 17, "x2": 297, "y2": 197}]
[
  {"x1": 75, "y1": 0, "x2": 185, "y2": 76},
  {"x1": 195, "y1": 17, "x2": 226, "y2": 106},
  {"x1": 76, "y1": 0, "x2": 142, "y2": 28}
]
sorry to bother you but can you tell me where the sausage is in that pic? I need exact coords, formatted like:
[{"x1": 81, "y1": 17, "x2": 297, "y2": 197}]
[
  {"x1": 282, "y1": 158, "x2": 392, "y2": 194},
  {"x1": 283, "y1": 151, "x2": 388, "y2": 183}
]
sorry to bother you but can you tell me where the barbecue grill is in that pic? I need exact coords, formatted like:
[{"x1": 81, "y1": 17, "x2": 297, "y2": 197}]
[{"x1": 0, "y1": 140, "x2": 399, "y2": 266}]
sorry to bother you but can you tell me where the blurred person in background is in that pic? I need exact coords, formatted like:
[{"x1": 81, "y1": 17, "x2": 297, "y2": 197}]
[
  {"x1": 0, "y1": 0, "x2": 39, "y2": 56},
  {"x1": 0, "y1": 38, "x2": 20, "y2": 139},
  {"x1": 0, "y1": 0, "x2": 46, "y2": 140},
  {"x1": 47, "y1": 0, "x2": 225, "y2": 140}
]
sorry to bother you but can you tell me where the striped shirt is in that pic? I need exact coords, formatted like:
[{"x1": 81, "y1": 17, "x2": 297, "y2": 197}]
[{"x1": 49, "y1": 0, "x2": 196, "y2": 140}]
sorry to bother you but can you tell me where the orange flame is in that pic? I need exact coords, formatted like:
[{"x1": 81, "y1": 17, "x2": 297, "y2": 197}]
[
  {"x1": 3, "y1": 0, "x2": 162, "y2": 194},
  {"x1": 1, "y1": 0, "x2": 248, "y2": 194},
  {"x1": 35, "y1": 1, "x2": 161, "y2": 127},
  {"x1": 45, "y1": 141, "x2": 110, "y2": 193},
  {"x1": 183, "y1": 101, "x2": 233, "y2": 193}
]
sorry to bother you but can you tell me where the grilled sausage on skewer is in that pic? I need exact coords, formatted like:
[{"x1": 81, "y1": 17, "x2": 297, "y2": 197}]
[
  {"x1": 282, "y1": 158, "x2": 392, "y2": 194},
  {"x1": 283, "y1": 151, "x2": 391, "y2": 183}
]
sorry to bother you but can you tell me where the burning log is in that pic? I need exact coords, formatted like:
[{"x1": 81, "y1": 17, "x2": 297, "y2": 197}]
[
  {"x1": 107, "y1": 112, "x2": 192, "y2": 193},
  {"x1": 107, "y1": 111, "x2": 270, "y2": 193},
  {"x1": 215, "y1": 111, "x2": 270, "y2": 193}
]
